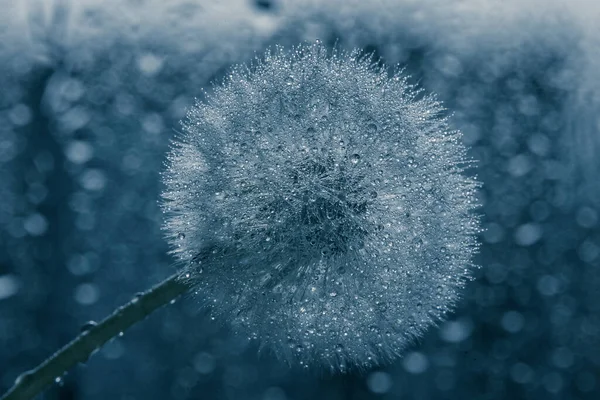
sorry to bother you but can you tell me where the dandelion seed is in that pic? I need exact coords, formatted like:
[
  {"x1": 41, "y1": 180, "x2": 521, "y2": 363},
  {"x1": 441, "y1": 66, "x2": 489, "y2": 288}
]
[{"x1": 161, "y1": 42, "x2": 480, "y2": 371}]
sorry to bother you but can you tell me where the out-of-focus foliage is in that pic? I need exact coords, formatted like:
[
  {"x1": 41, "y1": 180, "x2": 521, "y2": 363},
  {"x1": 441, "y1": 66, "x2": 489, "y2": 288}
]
[{"x1": 1, "y1": 0, "x2": 599, "y2": 399}]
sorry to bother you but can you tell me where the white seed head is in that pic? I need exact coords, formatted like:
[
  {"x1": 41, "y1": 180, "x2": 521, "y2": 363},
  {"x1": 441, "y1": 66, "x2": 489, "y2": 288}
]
[{"x1": 162, "y1": 42, "x2": 480, "y2": 371}]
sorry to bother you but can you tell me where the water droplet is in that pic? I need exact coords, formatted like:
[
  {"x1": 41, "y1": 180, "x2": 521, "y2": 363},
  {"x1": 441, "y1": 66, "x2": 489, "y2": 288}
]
[
  {"x1": 54, "y1": 376, "x2": 64, "y2": 386},
  {"x1": 80, "y1": 320, "x2": 98, "y2": 333},
  {"x1": 131, "y1": 292, "x2": 143, "y2": 303},
  {"x1": 335, "y1": 344, "x2": 344, "y2": 353},
  {"x1": 177, "y1": 233, "x2": 186, "y2": 240},
  {"x1": 15, "y1": 372, "x2": 33, "y2": 385},
  {"x1": 191, "y1": 256, "x2": 202, "y2": 265},
  {"x1": 350, "y1": 154, "x2": 360, "y2": 164}
]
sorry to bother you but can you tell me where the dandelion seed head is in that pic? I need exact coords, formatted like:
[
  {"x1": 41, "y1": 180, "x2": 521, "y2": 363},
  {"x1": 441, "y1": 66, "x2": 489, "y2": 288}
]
[{"x1": 162, "y1": 42, "x2": 480, "y2": 371}]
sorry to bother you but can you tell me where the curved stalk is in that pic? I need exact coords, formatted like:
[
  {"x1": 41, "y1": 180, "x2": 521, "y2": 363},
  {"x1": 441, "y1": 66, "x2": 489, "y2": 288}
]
[{"x1": 1, "y1": 274, "x2": 190, "y2": 400}]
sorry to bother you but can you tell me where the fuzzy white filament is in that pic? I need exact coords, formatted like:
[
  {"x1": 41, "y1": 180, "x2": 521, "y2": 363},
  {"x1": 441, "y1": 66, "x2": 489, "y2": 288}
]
[{"x1": 161, "y1": 42, "x2": 480, "y2": 371}]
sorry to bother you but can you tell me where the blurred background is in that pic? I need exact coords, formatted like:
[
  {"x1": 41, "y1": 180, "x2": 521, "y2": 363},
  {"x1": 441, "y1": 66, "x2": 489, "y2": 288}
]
[{"x1": 1, "y1": 0, "x2": 599, "y2": 399}]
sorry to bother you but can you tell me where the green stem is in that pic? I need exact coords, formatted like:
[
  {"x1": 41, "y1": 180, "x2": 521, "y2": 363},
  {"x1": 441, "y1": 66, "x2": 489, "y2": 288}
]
[{"x1": 1, "y1": 274, "x2": 191, "y2": 400}]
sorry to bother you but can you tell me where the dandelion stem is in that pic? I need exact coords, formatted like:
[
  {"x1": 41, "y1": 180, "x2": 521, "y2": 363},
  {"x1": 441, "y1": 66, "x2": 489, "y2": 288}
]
[{"x1": 1, "y1": 273, "x2": 190, "y2": 400}]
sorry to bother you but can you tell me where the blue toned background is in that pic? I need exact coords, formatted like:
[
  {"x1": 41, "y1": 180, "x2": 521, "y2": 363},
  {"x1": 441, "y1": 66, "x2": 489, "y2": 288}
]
[{"x1": 1, "y1": 1, "x2": 599, "y2": 399}]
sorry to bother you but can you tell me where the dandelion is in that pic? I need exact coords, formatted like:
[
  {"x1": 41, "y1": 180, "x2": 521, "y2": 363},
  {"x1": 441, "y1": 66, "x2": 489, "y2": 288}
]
[
  {"x1": 1, "y1": 41, "x2": 479, "y2": 400},
  {"x1": 162, "y1": 42, "x2": 480, "y2": 371}
]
